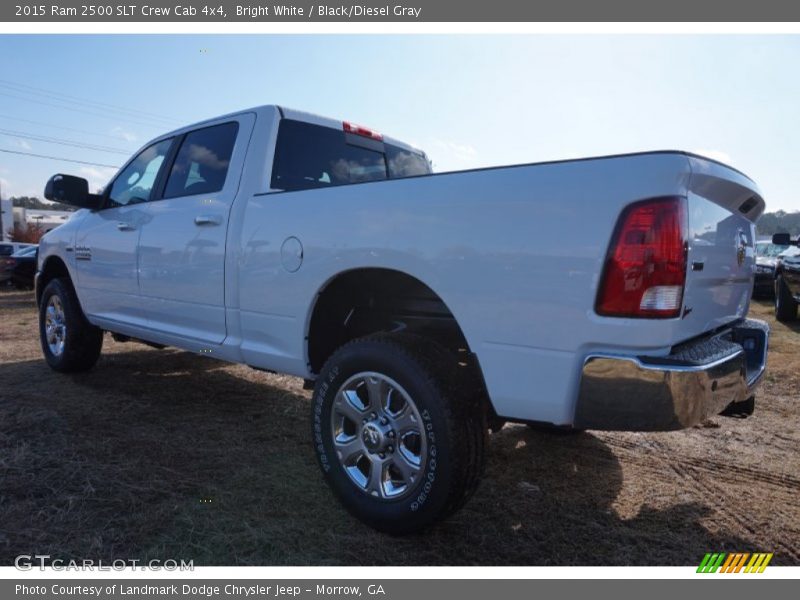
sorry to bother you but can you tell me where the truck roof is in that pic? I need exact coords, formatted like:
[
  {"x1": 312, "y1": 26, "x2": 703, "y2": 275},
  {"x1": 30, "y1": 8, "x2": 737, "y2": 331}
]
[{"x1": 156, "y1": 104, "x2": 425, "y2": 156}]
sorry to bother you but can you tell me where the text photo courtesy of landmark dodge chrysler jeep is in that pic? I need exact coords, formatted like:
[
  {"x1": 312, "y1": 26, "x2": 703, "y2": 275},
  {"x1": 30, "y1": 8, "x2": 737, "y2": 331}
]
[{"x1": 35, "y1": 105, "x2": 769, "y2": 533}]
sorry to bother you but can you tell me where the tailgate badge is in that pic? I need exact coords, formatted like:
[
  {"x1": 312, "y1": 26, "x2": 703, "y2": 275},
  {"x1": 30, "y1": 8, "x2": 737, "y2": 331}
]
[{"x1": 736, "y1": 230, "x2": 747, "y2": 267}]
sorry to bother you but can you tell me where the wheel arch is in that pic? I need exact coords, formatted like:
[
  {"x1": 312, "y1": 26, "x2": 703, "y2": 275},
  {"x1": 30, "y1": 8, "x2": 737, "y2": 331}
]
[
  {"x1": 305, "y1": 267, "x2": 480, "y2": 378},
  {"x1": 36, "y1": 254, "x2": 72, "y2": 306}
]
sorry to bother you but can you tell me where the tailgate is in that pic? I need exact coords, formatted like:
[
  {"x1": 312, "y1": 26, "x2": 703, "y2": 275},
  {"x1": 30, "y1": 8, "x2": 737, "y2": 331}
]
[{"x1": 680, "y1": 155, "x2": 765, "y2": 337}]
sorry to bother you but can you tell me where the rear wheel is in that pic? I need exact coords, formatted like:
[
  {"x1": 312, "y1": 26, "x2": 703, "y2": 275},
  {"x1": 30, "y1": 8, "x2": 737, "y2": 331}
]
[
  {"x1": 39, "y1": 277, "x2": 103, "y2": 372},
  {"x1": 311, "y1": 333, "x2": 486, "y2": 534},
  {"x1": 775, "y1": 274, "x2": 798, "y2": 322}
]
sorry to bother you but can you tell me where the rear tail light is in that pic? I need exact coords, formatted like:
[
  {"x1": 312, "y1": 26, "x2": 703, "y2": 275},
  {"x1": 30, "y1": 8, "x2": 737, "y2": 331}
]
[
  {"x1": 343, "y1": 121, "x2": 383, "y2": 141},
  {"x1": 596, "y1": 196, "x2": 688, "y2": 318}
]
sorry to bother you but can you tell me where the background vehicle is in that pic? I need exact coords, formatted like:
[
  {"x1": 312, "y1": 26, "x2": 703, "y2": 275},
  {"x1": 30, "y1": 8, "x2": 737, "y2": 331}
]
[
  {"x1": 34, "y1": 105, "x2": 769, "y2": 533},
  {"x1": 0, "y1": 242, "x2": 36, "y2": 284},
  {"x1": 5, "y1": 245, "x2": 38, "y2": 290},
  {"x1": 753, "y1": 239, "x2": 790, "y2": 297},
  {"x1": 773, "y1": 233, "x2": 800, "y2": 322}
]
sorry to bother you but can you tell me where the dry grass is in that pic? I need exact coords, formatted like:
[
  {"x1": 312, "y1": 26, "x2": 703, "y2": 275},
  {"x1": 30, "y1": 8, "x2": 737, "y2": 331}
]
[{"x1": 0, "y1": 289, "x2": 798, "y2": 565}]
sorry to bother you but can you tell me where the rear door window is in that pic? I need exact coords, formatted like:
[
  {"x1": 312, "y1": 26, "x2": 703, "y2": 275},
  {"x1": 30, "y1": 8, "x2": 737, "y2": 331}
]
[
  {"x1": 163, "y1": 122, "x2": 239, "y2": 199},
  {"x1": 271, "y1": 119, "x2": 429, "y2": 192},
  {"x1": 387, "y1": 145, "x2": 430, "y2": 178}
]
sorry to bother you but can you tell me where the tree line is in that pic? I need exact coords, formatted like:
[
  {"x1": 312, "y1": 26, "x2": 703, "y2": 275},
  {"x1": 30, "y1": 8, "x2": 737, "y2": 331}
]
[
  {"x1": 755, "y1": 210, "x2": 800, "y2": 238},
  {"x1": 9, "y1": 196, "x2": 76, "y2": 212}
]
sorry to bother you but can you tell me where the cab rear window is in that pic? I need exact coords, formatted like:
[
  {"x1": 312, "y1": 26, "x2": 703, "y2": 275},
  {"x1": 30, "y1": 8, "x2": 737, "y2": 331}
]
[{"x1": 271, "y1": 119, "x2": 429, "y2": 192}]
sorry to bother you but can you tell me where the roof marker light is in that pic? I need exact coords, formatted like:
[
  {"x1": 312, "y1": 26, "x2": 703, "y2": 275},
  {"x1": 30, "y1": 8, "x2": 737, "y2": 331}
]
[{"x1": 343, "y1": 121, "x2": 383, "y2": 141}]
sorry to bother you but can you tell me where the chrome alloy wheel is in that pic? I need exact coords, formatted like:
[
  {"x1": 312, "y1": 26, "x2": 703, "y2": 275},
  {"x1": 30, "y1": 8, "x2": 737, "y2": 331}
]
[
  {"x1": 44, "y1": 295, "x2": 67, "y2": 357},
  {"x1": 330, "y1": 372, "x2": 427, "y2": 500}
]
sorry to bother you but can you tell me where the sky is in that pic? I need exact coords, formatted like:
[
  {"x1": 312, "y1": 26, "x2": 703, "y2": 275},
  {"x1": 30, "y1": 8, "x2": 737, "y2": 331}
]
[{"x1": 0, "y1": 34, "x2": 798, "y2": 212}]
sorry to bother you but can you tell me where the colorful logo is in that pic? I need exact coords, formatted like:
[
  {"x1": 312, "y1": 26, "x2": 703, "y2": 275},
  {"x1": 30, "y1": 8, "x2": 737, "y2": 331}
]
[{"x1": 697, "y1": 552, "x2": 773, "y2": 573}]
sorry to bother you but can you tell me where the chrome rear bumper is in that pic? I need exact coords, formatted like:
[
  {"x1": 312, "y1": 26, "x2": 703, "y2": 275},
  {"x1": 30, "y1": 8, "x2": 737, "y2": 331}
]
[{"x1": 574, "y1": 319, "x2": 769, "y2": 431}]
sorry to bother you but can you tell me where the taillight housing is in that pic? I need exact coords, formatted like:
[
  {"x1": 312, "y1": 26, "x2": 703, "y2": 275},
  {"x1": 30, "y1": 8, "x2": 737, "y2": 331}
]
[{"x1": 596, "y1": 196, "x2": 688, "y2": 318}]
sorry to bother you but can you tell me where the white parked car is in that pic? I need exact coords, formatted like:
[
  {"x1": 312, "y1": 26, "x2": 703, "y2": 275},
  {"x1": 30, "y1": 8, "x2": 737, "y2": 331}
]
[{"x1": 35, "y1": 105, "x2": 769, "y2": 532}]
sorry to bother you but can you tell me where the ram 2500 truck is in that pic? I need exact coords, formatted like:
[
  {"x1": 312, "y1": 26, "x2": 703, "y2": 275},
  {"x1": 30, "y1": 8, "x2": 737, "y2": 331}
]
[{"x1": 37, "y1": 105, "x2": 769, "y2": 533}]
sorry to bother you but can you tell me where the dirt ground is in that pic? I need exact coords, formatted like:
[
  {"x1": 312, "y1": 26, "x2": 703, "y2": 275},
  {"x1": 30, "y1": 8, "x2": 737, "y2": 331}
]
[{"x1": 0, "y1": 288, "x2": 797, "y2": 566}]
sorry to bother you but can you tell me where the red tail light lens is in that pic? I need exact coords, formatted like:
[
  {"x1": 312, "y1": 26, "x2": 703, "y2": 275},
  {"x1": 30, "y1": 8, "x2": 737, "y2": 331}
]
[{"x1": 596, "y1": 196, "x2": 688, "y2": 318}]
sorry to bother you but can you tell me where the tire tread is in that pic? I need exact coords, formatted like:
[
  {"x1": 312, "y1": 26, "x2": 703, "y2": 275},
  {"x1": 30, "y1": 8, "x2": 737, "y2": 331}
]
[
  {"x1": 775, "y1": 275, "x2": 798, "y2": 322},
  {"x1": 39, "y1": 277, "x2": 103, "y2": 372},
  {"x1": 314, "y1": 332, "x2": 487, "y2": 533}
]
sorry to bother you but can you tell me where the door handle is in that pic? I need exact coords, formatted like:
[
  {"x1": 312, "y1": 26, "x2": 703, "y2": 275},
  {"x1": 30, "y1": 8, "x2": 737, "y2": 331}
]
[
  {"x1": 117, "y1": 222, "x2": 135, "y2": 231},
  {"x1": 194, "y1": 215, "x2": 223, "y2": 226}
]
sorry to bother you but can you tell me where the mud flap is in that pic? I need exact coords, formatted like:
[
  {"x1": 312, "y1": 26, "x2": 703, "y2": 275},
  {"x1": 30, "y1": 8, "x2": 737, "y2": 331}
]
[{"x1": 720, "y1": 395, "x2": 755, "y2": 418}]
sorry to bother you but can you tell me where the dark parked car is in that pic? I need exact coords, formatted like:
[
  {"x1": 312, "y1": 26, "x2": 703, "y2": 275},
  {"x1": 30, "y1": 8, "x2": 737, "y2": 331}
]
[
  {"x1": 4, "y1": 245, "x2": 38, "y2": 290},
  {"x1": 773, "y1": 233, "x2": 800, "y2": 322},
  {"x1": 753, "y1": 240, "x2": 790, "y2": 297},
  {"x1": 1, "y1": 242, "x2": 36, "y2": 283}
]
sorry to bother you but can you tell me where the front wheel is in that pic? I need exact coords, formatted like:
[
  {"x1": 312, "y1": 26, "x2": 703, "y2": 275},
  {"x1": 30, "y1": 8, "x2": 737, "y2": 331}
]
[
  {"x1": 775, "y1": 274, "x2": 798, "y2": 322},
  {"x1": 311, "y1": 333, "x2": 486, "y2": 534},
  {"x1": 39, "y1": 277, "x2": 103, "y2": 372}
]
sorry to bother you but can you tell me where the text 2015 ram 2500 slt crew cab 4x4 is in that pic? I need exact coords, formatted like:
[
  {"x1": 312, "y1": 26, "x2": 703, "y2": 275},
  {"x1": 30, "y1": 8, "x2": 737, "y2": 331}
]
[{"x1": 37, "y1": 105, "x2": 769, "y2": 533}]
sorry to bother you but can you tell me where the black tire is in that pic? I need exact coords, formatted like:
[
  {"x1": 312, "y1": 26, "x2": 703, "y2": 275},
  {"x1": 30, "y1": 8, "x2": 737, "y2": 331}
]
[
  {"x1": 39, "y1": 277, "x2": 103, "y2": 372},
  {"x1": 775, "y1": 274, "x2": 798, "y2": 322},
  {"x1": 311, "y1": 333, "x2": 486, "y2": 534}
]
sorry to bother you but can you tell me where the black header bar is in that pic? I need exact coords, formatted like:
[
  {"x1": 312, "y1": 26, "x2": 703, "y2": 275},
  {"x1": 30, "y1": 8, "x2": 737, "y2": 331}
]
[{"x1": 5, "y1": 1, "x2": 800, "y2": 22}]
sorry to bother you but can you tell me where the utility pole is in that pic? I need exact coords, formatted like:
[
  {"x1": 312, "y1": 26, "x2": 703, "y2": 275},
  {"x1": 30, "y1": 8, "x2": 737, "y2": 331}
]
[
  {"x1": 0, "y1": 179, "x2": 4, "y2": 242},
  {"x1": 0, "y1": 182, "x2": 13, "y2": 242}
]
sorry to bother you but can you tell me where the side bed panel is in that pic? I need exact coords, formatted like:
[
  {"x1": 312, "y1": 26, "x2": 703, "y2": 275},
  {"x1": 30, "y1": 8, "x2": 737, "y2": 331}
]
[{"x1": 238, "y1": 153, "x2": 697, "y2": 423}]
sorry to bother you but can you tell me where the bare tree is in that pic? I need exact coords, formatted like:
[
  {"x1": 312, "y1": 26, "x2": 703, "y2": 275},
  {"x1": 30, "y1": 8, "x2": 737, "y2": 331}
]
[{"x1": 7, "y1": 222, "x2": 45, "y2": 244}]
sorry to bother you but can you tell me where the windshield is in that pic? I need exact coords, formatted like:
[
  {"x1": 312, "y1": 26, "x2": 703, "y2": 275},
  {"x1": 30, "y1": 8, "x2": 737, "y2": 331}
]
[
  {"x1": 13, "y1": 246, "x2": 37, "y2": 257},
  {"x1": 756, "y1": 242, "x2": 790, "y2": 257},
  {"x1": 779, "y1": 246, "x2": 800, "y2": 258}
]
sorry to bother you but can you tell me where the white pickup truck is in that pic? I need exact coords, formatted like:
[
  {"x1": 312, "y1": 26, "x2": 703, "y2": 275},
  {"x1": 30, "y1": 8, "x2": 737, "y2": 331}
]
[{"x1": 37, "y1": 105, "x2": 769, "y2": 533}]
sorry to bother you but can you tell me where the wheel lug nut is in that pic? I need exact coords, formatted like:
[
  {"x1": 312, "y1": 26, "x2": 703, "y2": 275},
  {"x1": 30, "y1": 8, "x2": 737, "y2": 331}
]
[
  {"x1": 388, "y1": 431, "x2": 395, "y2": 438},
  {"x1": 379, "y1": 453, "x2": 385, "y2": 459},
  {"x1": 388, "y1": 445, "x2": 394, "y2": 453}
]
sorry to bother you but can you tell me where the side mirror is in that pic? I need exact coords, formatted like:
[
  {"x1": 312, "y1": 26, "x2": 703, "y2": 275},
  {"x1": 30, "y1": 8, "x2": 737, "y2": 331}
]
[
  {"x1": 772, "y1": 233, "x2": 793, "y2": 246},
  {"x1": 44, "y1": 174, "x2": 102, "y2": 209}
]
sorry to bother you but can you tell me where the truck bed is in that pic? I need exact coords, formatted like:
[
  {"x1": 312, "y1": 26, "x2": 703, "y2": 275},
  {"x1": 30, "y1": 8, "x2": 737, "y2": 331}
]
[{"x1": 235, "y1": 150, "x2": 764, "y2": 424}]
